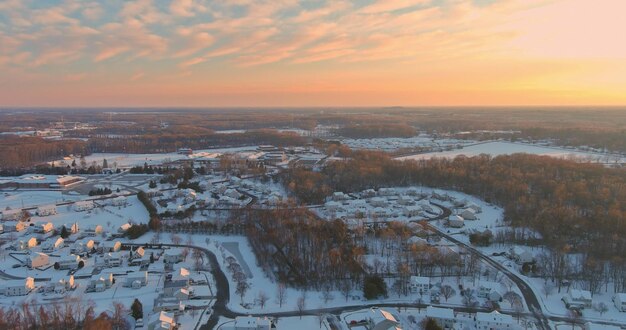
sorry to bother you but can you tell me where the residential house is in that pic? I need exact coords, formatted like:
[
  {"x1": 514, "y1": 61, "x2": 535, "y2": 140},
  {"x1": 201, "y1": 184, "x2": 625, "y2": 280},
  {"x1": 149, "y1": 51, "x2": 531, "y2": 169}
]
[
  {"x1": 125, "y1": 271, "x2": 149, "y2": 288},
  {"x1": 562, "y1": 289, "x2": 592, "y2": 309},
  {"x1": 105, "y1": 252, "x2": 123, "y2": 267},
  {"x1": 118, "y1": 223, "x2": 132, "y2": 234},
  {"x1": 4, "y1": 221, "x2": 27, "y2": 232},
  {"x1": 18, "y1": 236, "x2": 38, "y2": 250},
  {"x1": 36, "y1": 205, "x2": 57, "y2": 216},
  {"x1": 478, "y1": 282, "x2": 503, "y2": 302},
  {"x1": 35, "y1": 222, "x2": 54, "y2": 234},
  {"x1": 584, "y1": 322, "x2": 621, "y2": 330},
  {"x1": 448, "y1": 215, "x2": 465, "y2": 228},
  {"x1": 367, "y1": 308, "x2": 401, "y2": 330},
  {"x1": 475, "y1": 311, "x2": 518, "y2": 330},
  {"x1": 41, "y1": 237, "x2": 64, "y2": 252},
  {"x1": 403, "y1": 205, "x2": 422, "y2": 218},
  {"x1": 397, "y1": 195, "x2": 415, "y2": 205},
  {"x1": 234, "y1": 316, "x2": 271, "y2": 330},
  {"x1": 369, "y1": 197, "x2": 388, "y2": 207},
  {"x1": 148, "y1": 311, "x2": 176, "y2": 330},
  {"x1": 1, "y1": 208, "x2": 22, "y2": 221},
  {"x1": 54, "y1": 255, "x2": 81, "y2": 270},
  {"x1": 459, "y1": 208, "x2": 478, "y2": 220},
  {"x1": 28, "y1": 252, "x2": 49, "y2": 268},
  {"x1": 100, "y1": 240, "x2": 122, "y2": 253},
  {"x1": 110, "y1": 196, "x2": 127, "y2": 206},
  {"x1": 163, "y1": 248, "x2": 184, "y2": 264},
  {"x1": 1, "y1": 277, "x2": 35, "y2": 296},
  {"x1": 332, "y1": 192, "x2": 348, "y2": 201},
  {"x1": 325, "y1": 201, "x2": 343, "y2": 212},
  {"x1": 406, "y1": 236, "x2": 428, "y2": 248},
  {"x1": 425, "y1": 306, "x2": 455, "y2": 329},
  {"x1": 409, "y1": 276, "x2": 430, "y2": 294},
  {"x1": 74, "y1": 200, "x2": 95, "y2": 212},
  {"x1": 509, "y1": 247, "x2": 534, "y2": 264},
  {"x1": 89, "y1": 273, "x2": 114, "y2": 292},
  {"x1": 46, "y1": 275, "x2": 75, "y2": 293},
  {"x1": 466, "y1": 202, "x2": 482, "y2": 213}
]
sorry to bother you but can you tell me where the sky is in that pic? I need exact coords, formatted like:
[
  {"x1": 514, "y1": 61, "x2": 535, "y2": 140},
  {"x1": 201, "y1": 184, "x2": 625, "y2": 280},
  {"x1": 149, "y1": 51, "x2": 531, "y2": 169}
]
[{"x1": 1, "y1": 0, "x2": 625, "y2": 107}]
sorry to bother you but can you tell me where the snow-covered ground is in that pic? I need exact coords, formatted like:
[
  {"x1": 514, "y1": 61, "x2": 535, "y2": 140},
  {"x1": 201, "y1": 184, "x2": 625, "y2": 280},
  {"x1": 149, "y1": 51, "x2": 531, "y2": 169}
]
[
  {"x1": 0, "y1": 190, "x2": 81, "y2": 210},
  {"x1": 397, "y1": 141, "x2": 625, "y2": 164},
  {"x1": 340, "y1": 135, "x2": 472, "y2": 151}
]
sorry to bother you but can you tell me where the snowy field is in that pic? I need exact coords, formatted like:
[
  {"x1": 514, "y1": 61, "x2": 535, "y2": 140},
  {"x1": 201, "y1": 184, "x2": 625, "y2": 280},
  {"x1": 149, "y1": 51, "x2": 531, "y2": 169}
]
[
  {"x1": 397, "y1": 141, "x2": 625, "y2": 163},
  {"x1": 52, "y1": 146, "x2": 258, "y2": 168},
  {"x1": 340, "y1": 135, "x2": 472, "y2": 151},
  {"x1": 0, "y1": 190, "x2": 81, "y2": 210}
]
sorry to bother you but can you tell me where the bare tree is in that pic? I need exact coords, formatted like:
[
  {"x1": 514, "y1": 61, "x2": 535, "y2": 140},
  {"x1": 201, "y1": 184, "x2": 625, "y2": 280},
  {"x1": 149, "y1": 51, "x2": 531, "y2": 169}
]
[
  {"x1": 594, "y1": 302, "x2": 608, "y2": 315},
  {"x1": 440, "y1": 285, "x2": 456, "y2": 302},
  {"x1": 276, "y1": 283, "x2": 287, "y2": 308},
  {"x1": 340, "y1": 281, "x2": 352, "y2": 302},
  {"x1": 297, "y1": 296, "x2": 306, "y2": 319},
  {"x1": 321, "y1": 284, "x2": 334, "y2": 304},
  {"x1": 258, "y1": 291, "x2": 269, "y2": 309},
  {"x1": 236, "y1": 281, "x2": 249, "y2": 304},
  {"x1": 170, "y1": 233, "x2": 181, "y2": 245}
]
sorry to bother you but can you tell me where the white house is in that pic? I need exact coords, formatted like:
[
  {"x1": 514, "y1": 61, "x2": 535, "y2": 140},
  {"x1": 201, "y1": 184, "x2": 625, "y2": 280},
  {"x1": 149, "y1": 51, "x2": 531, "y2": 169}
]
[
  {"x1": 42, "y1": 237, "x2": 64, "y2": 252},
  {"x1": 325, "y1": 201, "x2": 343, "y2": 212},
  {"x1": 397, "y1": 195, "x2": 415, "y2": 205},
  {"x1": 448, "y1": 215, "x2": 465, "y2": 228},
  {"x1": 409, "y1": 276, "x2": 430, "y2": 294},
  {"x1": 18, "y1": 236, "x2": 38, "y2": 250},
  {"x1": 125, "y1": 271, "x2": 148, "y2": 288},
  {"x1": 148, "y1": 311, "x2": 176, "y2": 330},
  {"x1": 119, "y1": 223, "x2": 132, "y2": 234},
  {"x1": 35, "y1": 222, "x2": 54, "y2": 234},
  {"x1": 46, "y1": 275, "x2": 75, "y2": 293},
  {"x1": 105, "y1": 252, "x2": 123, "y2": 267},
  {"x1": 475, "y1": 311, "x2": 518, "y2": 330},
  {"x1": 377, "y1": 188, "x2": 394, "y2": 196},
  {"x1": 234, "y1": 316, "x2": 271, "y2": 330},
  {"x1": 406, "y1": 236, "x2": 428, "y2": 248},
  {"x1": 163, "y1": 248, "x2": 185, "y2": 264},
  {"x1": 425, "y1": 306, "x2": 455, "y2": 329},
  {"x1": 89, "y1": 273, "x2": 114, "y2": 292},
  {"x1": 74, "y1": 200, "x2": 95, "y2": 212},
  {"x1": 100, "y1": 241, "x2": 122, "y2": 253},
  {"x1": 613, "y1": 293, "x2": 626, "y2": 312},
  {"x1": 36, "y1": 205, "x2": 57, "y2": 216},
  {"x1": 1, "y1": 208, "x2": 22, "y2": 221},
  {"x1": 28, "y1": 252, "x2": 49, "y2": 268},
  {"x1": 466, "y1": 202, "x2": 482, "y2": 213},
  {"x1": 332, "y1": 192, "x2": 348, "y2": 201},
  {"x1": 4, "y1": 221, "x2": 27, "y2": 232},
  {"x1": 369, "y1": 197, "x2": 388, "y2": 207},
  {"x1": 63, "y1": 223, "x2": 79, "y2": 234},
  {"x1": 54, "y1": 255, "x2": 81, "y2": 270},
  {"x1": 403, "y1": 205, "x2": 422, "y2": 217},
  {"x1": 71, "y1": 239, "x2": 95, "y2": 255},
  {"x1": 478, "y1": 281, "x2": 503, "y2": 302},
  {"x1": 509, "y1": 246, "x2": 534, "y2": 264},
  {"x1": 367, "y1": 308, "x2": 400, "y2": 330},
  {"x1": 85, "y1": 224, "x2": 103, "y2": 236},
  {"x1": 459, "y1": 208, "x2": 478, "y2": 220},
  {"x1": 1, "y1": 277, "x2": 35, "y2": 296},
  {"x1": 562, "y1": 289, "x2": 592, "y2": 309}
]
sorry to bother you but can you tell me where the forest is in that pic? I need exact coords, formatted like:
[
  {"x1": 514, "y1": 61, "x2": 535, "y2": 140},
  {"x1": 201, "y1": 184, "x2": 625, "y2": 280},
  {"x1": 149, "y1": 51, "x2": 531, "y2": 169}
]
[{"x1": 282, "y1": 151, "x2": 626, "y2": 262}]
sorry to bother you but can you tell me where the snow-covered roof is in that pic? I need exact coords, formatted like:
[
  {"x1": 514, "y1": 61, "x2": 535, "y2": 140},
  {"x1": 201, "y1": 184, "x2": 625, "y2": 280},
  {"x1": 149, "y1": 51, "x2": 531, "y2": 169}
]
[
  {"x1": 570, "y1": 289, "x2": 592, "y2": 300},
  {"x1": 476, "y1": 311, "x2": 514, "y2": 324},
  {"x1": 426, "y1": 306, "x2": 454, "y2": 319}
]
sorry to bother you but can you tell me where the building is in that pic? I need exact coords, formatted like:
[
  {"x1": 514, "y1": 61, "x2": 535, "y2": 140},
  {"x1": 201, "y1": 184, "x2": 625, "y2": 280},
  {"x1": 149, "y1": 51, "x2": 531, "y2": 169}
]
[
  {"x1": 367, "y1": 308, "x2": 401, "y2": 330},
  {"x1": 163, "y1": 248, "x2": 185, "y2": 264},
  {"x1": 1, "y1": 208, "x2": 22, "y2": 221},
  {"x1": 46, "y1": 275, "x2": 75, "y2": 293},
  {"x1": 18, "y1": 236, "x2": 38, "y2": 250},
  {"x1": 369, "y1": 197, "x2": 388, "y2": 207},
  {"x1": 100, "y1": 241, "x2": 122, "y2": 253},
  {"x1": 89, "y1": 273, "x2": 114, "y2": 292},
  {"x1": 397, "y1": 195, "x2": 415, "y2": 206},
  {"x1": 234, "y1": 316, "x2": 272, "y2": 330},
  {"x1": 562, "y1": 289, "x2": 593, "y2": 309},
  {"x1": 425, "y1": 306, "x2": 455, "y2": 329},
  {"x1": 0, "y1": 175, "x2": 83, "y2": 189},
  {"x1": 28, "y1": 252, "x2": 50, "y2": 268},
  {"x1": 54, "y1": 255, "x2": 81, "y2": 270},
  {"x1": 4, "y1": 221, "x2": 27, "y2": 232},
  {"x1": 119, "y1": 223, "x2": 132, "y2": 234},
  {"x1": 74, "y1": 200, "x2": 95, "y2": 212},
  {"x1": 475, "y1": 311, "x2": 518, "y2": 330},
  {"x1": 1, "y1": 277, "x2": 35, "y2": 296},
  {"x1": 42, "y1": 237, "x2": 64, "y2": 252},
  {"x1": 124, "y1": 271, "x2": 148, "y2": 288},
  {"x1": 105, "y1": 252, "x2": 123, "y2": 267},
  {"x1": 35, "y1": 222, "x2": 54, "y2": 234},
  {"x1": 148, "y1": 311, "x2": 176, "y2": 330},
  {"x1": 403, "y1": 205, "x2": 422, "y2": 217},
  {"x1": 332, "y1": 192, "x2": 349, "y2": 201},
  {"x1": 459, "y1": 208, "x2": 477, "y2": 220},
  {"x1": 613, "y1": 293, "x2": 626, "y2": 312},
  {"x1": 409, "y1": 276, "x2": 430, "y2": 294},
  {"x1": 509, "y1": 246, "x2": 534, "y2": 264},
  {"x1": 478, "y1": 282, "x2": 503, "y2": 302},
  {"x1": 36, "y1": 205, "x2": 57, "y2": 216},
  {"x1": 448, "y1": 215, "x2": 465, "y2": 228}
]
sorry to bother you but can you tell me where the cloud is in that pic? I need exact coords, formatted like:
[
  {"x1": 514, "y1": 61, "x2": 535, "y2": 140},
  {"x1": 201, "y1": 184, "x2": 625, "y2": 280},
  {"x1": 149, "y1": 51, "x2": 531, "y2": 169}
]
[{"x1": 170, "y1": 0, "x2": 206, "y2": 17}]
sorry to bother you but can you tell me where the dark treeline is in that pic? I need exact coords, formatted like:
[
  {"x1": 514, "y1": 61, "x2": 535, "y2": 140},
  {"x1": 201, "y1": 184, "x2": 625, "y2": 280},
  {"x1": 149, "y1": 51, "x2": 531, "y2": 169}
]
[
  {"x1": 283, "y1": 151, "x2": 626, "y2": 261},
  {"x1": 334, "y1": 123, "x2": 417, "y2": 138},
  {"x1": 0, "y1": 135, "x2": 87, "y2": 169},
  {"x1": 84, "y1": 129, "x2": 307, "y2": 153}
]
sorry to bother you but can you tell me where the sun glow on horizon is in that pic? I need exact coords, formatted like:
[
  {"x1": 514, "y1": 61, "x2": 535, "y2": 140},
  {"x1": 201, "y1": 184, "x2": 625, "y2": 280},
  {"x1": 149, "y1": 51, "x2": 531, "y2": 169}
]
[{"x1": 1, "y1": 0, "x2": 625, "y2": 107}]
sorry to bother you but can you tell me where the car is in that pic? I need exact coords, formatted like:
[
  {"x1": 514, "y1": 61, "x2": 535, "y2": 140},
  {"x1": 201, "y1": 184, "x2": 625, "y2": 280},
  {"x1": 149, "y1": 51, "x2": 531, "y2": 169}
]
[{"x1": 12, "y1": 264, "x2": 21, "y2": 268}]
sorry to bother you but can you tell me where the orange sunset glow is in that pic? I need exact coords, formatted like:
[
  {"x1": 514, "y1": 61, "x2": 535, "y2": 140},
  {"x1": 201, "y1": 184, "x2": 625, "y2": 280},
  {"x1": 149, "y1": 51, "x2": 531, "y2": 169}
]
[{"x1": 1, "y1": 0, "x2": 625, "y2": 107}]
